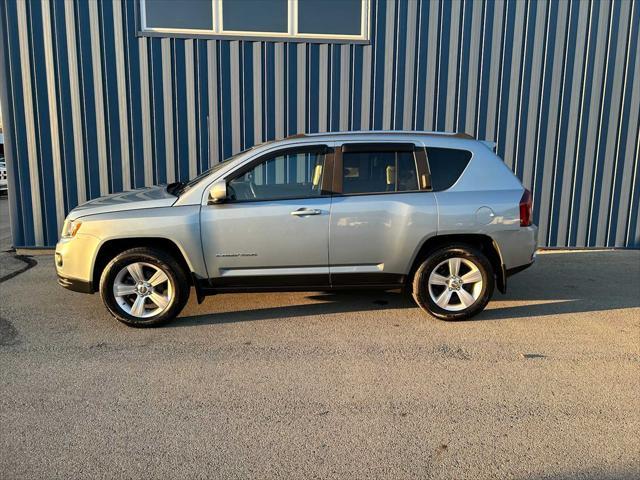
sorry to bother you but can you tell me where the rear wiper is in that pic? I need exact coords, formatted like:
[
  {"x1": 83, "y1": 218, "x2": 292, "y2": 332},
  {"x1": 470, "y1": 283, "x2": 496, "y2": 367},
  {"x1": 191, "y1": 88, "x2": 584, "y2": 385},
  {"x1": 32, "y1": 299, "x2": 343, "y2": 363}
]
[{"x1": 166, "y1": 181, "x2": 186, "y2": 196}]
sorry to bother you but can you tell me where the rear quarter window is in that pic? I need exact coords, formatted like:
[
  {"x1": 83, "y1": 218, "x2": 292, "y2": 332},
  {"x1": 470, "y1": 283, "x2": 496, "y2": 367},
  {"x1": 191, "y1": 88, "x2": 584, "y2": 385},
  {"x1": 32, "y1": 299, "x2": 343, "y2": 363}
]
[{"x1": 426, "y1": 147, "x2": 472, "y2": 191}]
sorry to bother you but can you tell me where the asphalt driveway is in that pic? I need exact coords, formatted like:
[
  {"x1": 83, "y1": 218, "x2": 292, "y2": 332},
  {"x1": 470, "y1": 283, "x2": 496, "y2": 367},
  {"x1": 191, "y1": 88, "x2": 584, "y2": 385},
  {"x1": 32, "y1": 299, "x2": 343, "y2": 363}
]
[{"x1": 1, "y1": 197, "x2": 639, "y2": 478}]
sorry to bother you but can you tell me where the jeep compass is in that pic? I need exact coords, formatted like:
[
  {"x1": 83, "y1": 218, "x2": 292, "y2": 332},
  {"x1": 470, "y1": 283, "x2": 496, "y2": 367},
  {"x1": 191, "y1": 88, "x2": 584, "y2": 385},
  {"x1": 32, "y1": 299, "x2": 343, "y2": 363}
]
[{"x1": 55, "y1": 131, "x2": 537, "y2": 327}]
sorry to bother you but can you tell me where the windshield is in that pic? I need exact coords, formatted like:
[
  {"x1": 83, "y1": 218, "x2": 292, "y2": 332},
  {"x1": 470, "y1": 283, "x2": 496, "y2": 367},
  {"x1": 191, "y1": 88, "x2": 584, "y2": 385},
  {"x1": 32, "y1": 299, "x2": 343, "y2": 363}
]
[
  {"x1": 170, "y1": 147, "x2": 257, "y2": 196},
  {"x1": 184, "y1": 157, "x2": 232, "y2": 188}
]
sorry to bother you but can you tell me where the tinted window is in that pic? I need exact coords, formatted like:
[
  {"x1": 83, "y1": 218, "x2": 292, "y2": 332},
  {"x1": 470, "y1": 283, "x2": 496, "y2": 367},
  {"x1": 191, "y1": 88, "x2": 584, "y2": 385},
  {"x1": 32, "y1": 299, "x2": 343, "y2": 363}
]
[
  {"x1": 426, "y1": 147, "x2": 472, "y2": 191},
  {"x1": 342, "y1": 151, "x2": 418, "y2": 194},
  {"x1": 298, "y1": 0, "x2": 362, "y2": 36},
  {"x1": 228, "y1": 149, "x2": 326, "y2": 201},
  {"x1": 222, "y1": 0, "x2": 288, "y2": 32},
  {"x1": 144, "y1": 0, "x2": 213, "y2": 30}
]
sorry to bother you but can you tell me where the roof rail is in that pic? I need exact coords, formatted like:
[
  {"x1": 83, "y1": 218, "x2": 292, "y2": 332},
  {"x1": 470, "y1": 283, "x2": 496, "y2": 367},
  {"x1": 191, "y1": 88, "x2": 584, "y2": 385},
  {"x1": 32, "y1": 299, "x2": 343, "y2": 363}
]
[
  {"x1": 284, "y1": 130, "x2": 476, "y2": 140},
  {"x1": 451, "y1": 132, "x2": 475, "y2": 139}
]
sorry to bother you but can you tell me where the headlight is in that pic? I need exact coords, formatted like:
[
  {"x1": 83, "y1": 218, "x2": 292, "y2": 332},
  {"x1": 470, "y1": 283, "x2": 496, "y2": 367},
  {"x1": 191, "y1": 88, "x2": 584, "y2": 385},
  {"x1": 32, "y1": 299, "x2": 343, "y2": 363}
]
[{"x1": 61, "y1": 219, "x2": 82, "y2": 238}]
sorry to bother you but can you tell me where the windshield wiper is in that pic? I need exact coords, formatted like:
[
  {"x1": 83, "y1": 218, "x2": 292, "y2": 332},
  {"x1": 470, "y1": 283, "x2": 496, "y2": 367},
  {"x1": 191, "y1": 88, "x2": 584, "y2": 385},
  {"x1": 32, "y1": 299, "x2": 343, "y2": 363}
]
[{"x1": 166, "y1": 181, "x2": 186, "y2": 196}]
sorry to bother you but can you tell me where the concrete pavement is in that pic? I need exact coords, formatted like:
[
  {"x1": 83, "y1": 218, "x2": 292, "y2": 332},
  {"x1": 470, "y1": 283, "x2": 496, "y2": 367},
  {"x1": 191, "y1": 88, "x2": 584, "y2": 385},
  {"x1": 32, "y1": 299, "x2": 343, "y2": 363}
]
[
  {"x1": 0, "y1": 196, "x2": 639, "y2": 478},
  {"x1": 0, "y1": 196, "x2": 30, "y2": 281}
]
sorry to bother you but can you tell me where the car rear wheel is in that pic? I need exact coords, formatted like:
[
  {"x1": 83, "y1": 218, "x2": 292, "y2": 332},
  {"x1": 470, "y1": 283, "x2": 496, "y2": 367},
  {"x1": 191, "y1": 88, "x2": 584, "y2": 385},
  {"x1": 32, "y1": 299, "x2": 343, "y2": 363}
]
[
  {"x1": 412, "y1": 244, "x2": 494, "y2": 321},
  {"x1": 99, "y1": 247, "x2": 190, "y2": 327}
]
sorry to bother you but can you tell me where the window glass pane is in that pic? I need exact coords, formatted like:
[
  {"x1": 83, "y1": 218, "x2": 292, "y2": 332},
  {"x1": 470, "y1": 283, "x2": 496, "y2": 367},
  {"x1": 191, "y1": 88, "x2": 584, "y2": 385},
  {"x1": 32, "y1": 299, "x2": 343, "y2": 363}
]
[
  {"x1": 426, "y1": 147, "x2": 472, "y2": 191},
  {"x1": 228, "y1": 150, "x2": 326, "y2": 201},
  {"x1": 144, "y1": 0, "x2": 213, "y2": 30},
  {"x1": 298, "y1": 0, "x2": 362, "y2": 36},
  {"x1": 222, "y1": 0, "x2": 288, "y2": 33},
  {"x1": 396, "y1": 152, "x2": 419, "y2": 191},
  {"x1": 342, "y1": 151, "x2": 418, "y2": 194}
]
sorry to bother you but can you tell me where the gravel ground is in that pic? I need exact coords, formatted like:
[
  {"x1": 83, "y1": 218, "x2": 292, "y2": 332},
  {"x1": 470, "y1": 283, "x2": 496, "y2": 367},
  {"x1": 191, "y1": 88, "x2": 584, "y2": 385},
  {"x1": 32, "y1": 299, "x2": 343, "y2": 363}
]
[{"x1": 0, "y1": 196, "x2": 639, "y2": 479}]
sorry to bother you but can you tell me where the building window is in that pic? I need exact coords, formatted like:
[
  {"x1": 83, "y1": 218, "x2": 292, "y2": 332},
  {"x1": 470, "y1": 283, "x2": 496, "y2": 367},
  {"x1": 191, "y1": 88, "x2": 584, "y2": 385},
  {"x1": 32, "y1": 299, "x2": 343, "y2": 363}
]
[
  {"x1": 139, "y1": 0, "x2": 370, "y2": 41},
  {"x1": 298, "y1": 0, "x2": 362, "y2": 36},
  {"x1": 144, "y1": 0, "x2": 213, "y2": 31},
  {"x1": 222, "y1": 0, "x2": 288, "y2": 34}
]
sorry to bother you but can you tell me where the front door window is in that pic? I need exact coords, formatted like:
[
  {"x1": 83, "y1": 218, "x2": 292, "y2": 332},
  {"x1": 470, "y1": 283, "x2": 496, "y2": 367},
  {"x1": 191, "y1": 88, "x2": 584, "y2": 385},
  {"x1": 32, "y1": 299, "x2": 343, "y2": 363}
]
[{"x1": 227, "y1": 149, "x2": 327, "y2": 202}]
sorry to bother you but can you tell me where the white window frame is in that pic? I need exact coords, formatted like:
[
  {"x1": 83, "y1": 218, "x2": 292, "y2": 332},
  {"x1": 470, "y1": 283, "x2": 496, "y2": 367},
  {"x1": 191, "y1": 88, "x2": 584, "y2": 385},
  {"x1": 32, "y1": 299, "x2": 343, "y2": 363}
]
[{"x1": 139, "y1": 0, "x2": 370, "y2": 42}]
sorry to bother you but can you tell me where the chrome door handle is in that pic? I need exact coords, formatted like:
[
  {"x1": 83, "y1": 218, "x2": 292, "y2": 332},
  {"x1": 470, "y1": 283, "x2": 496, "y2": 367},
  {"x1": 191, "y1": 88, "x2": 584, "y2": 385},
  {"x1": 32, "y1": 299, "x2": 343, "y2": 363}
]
[{"x1": 290, "y1": 208, "x2": 322, "y2": 216}]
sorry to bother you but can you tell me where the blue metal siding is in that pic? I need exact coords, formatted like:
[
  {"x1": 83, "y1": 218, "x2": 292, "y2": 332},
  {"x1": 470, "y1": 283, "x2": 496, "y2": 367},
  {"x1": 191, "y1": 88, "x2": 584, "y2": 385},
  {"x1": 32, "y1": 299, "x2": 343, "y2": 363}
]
[{"x1": 0, "y1": 0, "x2": 638, "y2": 248}]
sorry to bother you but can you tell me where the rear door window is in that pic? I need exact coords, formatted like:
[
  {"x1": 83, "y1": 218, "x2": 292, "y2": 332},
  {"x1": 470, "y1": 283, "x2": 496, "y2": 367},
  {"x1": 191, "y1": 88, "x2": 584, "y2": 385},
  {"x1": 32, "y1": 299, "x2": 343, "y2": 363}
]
[
  {"x1": 425, "y1": 147, "x2": 472, "y2": 191},
  {"x1": 341, "y1": 150, "x2": 419, "y2": 194}
]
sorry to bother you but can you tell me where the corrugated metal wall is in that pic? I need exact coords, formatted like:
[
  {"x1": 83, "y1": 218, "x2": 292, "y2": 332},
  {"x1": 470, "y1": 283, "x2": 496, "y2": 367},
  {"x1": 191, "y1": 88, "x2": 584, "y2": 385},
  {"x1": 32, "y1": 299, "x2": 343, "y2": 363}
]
[{"x1": 0, "y1": 0, "x2": 638, "y2": 248}]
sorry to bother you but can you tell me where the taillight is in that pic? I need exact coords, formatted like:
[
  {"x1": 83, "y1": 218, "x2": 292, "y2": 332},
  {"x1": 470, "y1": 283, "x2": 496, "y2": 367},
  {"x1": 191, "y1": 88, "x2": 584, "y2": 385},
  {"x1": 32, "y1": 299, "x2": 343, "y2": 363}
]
[{"x1": 520, "y1": 188, "x2": 533, "y2": 227}]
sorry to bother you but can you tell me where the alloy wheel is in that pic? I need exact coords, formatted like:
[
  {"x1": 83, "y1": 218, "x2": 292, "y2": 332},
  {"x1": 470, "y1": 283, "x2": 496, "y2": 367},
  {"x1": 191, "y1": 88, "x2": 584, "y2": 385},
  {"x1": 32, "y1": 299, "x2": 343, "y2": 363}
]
[
  {"x1": 427, "y1": 257, "x2": 483, "y2": 312},
  {"x1": 112, "y1": 262, "x2": 174, "y2": 318}
]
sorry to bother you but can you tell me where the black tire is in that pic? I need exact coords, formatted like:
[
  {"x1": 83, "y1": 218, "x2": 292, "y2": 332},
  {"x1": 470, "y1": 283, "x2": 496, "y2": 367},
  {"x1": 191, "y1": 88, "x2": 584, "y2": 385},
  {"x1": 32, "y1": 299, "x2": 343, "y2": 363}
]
[
  {"x1": 412, "y1": 244, "x2": 494, "y2": 321},
  {"x1": 99, "y1": 247, "x2": 190, "y2": 327}
]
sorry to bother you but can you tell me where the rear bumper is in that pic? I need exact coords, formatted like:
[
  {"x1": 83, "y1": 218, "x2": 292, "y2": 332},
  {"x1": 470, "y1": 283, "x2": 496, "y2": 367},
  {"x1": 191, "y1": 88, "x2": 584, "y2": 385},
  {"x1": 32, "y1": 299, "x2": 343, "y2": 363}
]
[
  {"x1": 506, "y1": 258, "x2": 535, "y2": 277},
  {"x1": 57, "y1": 274, "x2": 94, "y2": 294},
  {"x1": 493, "y1": 226, "x2": 537, "y2": 293},
  {"x1": 492, "y1": 225, "x2": 538, "y2": 270}
]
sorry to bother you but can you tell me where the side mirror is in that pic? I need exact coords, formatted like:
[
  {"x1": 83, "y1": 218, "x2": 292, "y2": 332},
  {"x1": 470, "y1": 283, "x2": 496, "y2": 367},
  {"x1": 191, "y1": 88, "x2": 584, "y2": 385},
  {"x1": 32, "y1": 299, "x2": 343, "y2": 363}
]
[{"x1": 208, "y1": 181, "x2": 227, "y2": 204}]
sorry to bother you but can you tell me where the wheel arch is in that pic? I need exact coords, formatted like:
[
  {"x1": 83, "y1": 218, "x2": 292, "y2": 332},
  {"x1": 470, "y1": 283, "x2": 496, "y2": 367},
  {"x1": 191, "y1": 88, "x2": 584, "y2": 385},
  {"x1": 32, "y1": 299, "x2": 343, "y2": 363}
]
[
  {"x1": 408, "y1": 233, "x2": 506, "y2": 293},
  {"x1": 92, "y1": 237, "x2": 194, "y2": 292}
]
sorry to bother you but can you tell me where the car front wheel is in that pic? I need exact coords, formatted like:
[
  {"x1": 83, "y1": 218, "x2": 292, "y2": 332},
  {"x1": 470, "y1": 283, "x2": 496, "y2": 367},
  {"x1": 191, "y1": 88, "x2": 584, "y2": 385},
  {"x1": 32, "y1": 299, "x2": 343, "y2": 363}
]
[
  {"x1": 99, "y1": 247, "x2": 190, "y2": 327},
  {"x1": 412, "y1": 244, "x2": 494, "y2": 321}
]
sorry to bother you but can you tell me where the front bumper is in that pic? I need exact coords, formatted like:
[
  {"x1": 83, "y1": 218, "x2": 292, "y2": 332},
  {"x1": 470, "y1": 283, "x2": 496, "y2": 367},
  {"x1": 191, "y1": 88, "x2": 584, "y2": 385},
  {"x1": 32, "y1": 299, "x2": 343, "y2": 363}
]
[
  {"x1": 57, "y1": 274, "x2": 94, "y2": 293},
  {"x1": 55, "y1": 233, "x2": 101, "y2": 294}
]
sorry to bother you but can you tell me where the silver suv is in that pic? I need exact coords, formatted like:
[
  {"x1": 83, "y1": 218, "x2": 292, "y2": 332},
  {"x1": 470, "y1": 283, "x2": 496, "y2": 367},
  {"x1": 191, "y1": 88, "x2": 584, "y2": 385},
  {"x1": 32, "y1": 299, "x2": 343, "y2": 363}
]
[{"x1": 56, "y1": 131, "x2": 537, "y2": 327}]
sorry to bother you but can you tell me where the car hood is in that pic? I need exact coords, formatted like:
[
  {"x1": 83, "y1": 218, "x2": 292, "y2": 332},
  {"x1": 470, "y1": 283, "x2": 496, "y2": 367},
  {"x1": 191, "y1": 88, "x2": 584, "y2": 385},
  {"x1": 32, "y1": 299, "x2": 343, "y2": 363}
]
[{"x1": 67, "y1": 185, "x2": 177, "y2": 220}]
